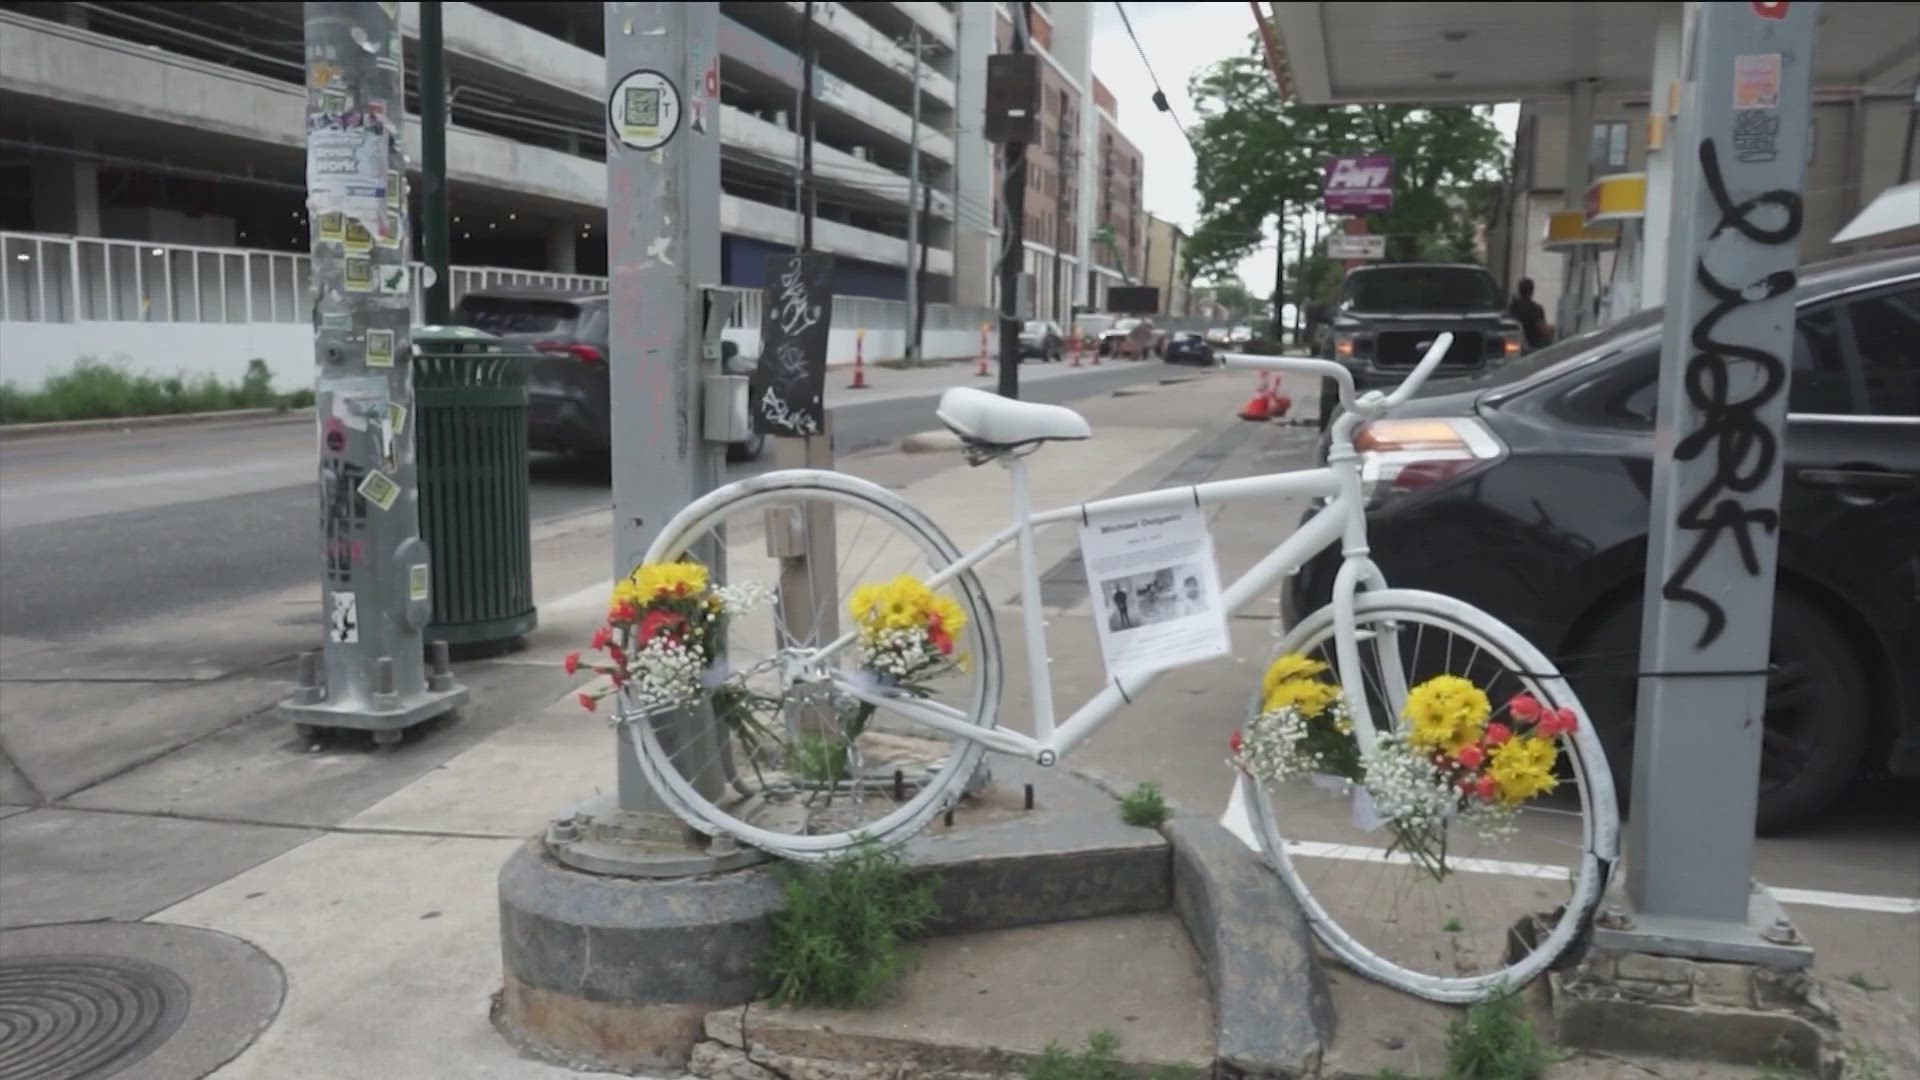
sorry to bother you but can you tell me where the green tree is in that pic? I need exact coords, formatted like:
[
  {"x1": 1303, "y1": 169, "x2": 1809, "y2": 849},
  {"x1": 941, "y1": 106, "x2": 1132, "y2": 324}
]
[
  {"x1": 1188, "y1": 39, "x2": 1510, "y2": 271},
  {"x1": 1197, "y1": 276, "x2": 1258, "y2": 320}
]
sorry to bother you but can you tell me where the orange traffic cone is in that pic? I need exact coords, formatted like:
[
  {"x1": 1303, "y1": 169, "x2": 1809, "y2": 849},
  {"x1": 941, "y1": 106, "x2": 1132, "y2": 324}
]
[
  {"x1": 1268, "y1": 390, "x2": 1293, "y2": 418},
  {"x1": 977, "y1": 324, "x2": 991, "y2": 377},
  {"x1": 848, "y1": 329, "x2": 869, "y2": 389},
  {"x1": 1238, "y1": 373, "x2": 1274, "y2": 421}
]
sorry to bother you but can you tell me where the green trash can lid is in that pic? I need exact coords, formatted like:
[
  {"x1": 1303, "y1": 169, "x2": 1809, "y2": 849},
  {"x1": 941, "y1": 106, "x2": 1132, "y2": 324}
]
[{"x1": 414, "y1": 325, "x2": 499, "y2": 344}]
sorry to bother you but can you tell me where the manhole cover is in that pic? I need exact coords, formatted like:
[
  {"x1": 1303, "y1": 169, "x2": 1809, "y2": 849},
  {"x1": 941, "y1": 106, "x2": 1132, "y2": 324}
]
[{"x1": 0, "y1": 954, "x2": 190, "y2": 1080}]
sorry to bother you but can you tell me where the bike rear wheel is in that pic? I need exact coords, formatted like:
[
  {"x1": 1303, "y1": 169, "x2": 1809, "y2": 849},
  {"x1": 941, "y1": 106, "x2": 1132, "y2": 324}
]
[
  {"x1": 1249, "y1": 589, "x2": 1618, "y2": 1003},
  {"x1": 637, "y1": 470, "x2": 1002, "y2": 860}
]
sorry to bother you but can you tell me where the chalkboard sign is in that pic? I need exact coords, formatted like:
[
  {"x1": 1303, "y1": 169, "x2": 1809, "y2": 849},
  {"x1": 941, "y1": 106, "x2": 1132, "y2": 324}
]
[{"x1": 752, "y1": 252, "x2": 836, "y2": 437}]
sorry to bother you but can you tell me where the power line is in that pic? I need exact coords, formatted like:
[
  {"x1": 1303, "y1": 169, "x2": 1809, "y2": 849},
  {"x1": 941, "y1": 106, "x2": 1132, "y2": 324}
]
[{"x1": 1110, "y1": 2, "x2": 1197, "y2": 156}]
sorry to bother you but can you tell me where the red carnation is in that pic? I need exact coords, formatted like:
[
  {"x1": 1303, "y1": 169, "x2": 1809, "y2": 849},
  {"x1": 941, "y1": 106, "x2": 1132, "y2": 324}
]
[
  {"x1": 1507, "y1": 693, "x2": 1542, "y2": 723},
  {"x1": 1474, "y1": 775, "x2": 1499, "y2": 801},
  {"x1": 577, "y1": 692, "x2": 597, "y2": 712},
  {"x1": 1230, "y1": 729, "x2": 1244, "y2": 755},
  {"x1": 1455, "y1": 744, "x2": 1485, "y2": 769},
  {"x1": 563, "y1": 650, "x2": 582, "y2": 676},
  {"x1": 929, "y1": 628, "x2": 954, "y2": 656},
  {"x1": 1484, "y1": 722, "x2": 1513, "y2": 745},
  {"x1": 1551, "y1": 707, "x2": 1579, "y2": 735},
  {"x1": 590, "y1": 626, "x2": 612, "y2": 650},
  {"x1": 637, "y1": 609, "x2": 684, "y2": 645}
]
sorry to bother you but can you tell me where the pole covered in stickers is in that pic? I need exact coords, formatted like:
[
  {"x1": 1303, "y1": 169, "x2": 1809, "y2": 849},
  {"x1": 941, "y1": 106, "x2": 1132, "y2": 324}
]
[{"x1": 282, "y1": 0, "x2": 466, "y2": 744}]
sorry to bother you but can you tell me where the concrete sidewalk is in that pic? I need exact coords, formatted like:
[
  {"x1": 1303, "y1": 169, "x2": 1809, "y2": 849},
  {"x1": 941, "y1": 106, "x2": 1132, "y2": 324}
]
[{"x1": 2, "y1": 368, "x2": 1914, "y2": 1080}]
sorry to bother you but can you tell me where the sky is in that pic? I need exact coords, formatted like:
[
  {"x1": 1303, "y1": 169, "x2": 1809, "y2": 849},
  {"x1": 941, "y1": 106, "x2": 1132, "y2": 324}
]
[{"x1": 1086, "y1": 2, "x2": 1520, "y2": 298}]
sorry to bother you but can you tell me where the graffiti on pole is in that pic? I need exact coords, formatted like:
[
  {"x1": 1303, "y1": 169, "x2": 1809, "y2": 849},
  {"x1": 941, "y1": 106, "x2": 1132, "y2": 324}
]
[
  {"x1": 752, "y1": 252, "x2": 836, "y2": 437},
  {"x1": 1660, "y1": 138, "x2": 1802, "y2": 649}
]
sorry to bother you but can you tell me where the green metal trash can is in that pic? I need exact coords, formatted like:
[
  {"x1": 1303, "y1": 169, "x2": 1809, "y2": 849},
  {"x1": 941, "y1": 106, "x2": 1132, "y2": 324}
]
[{"x1": 412, "y1": 325, "x2": 537, "y2": 650}]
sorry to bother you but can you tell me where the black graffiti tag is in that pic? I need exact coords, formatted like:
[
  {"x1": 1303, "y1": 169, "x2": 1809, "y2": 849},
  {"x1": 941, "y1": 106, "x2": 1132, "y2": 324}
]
[{"x1": 1661, "y1": 139, "x2": 1802, "y2": 649}]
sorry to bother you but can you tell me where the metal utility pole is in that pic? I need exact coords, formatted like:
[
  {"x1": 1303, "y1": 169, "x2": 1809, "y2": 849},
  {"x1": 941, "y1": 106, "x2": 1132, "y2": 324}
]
[
  {"x1": 996, "y1": 1, "x2": 1033, "y2": 399},
  {"x1": 904, "y1": 27, "x2": 922, "y2": 358},
  {"x1": 285, "y1": 1, "x2": 465, "y2": 743},
  {"x1": 799, "y1": 1, "x2": 817, "y2": 251},
  {"x1": 1614, "y1": 0, "x2": 1819, "y2": 956},
  {"x1": 604, "y1": 1, "x2": 728, "y2": 819},
  {"x1": 1051, "y1": 115, "x2": 1071, "y2": 324},
  {"x1": 1293, "y1": 209, "x2": 1307, "y2": 344},
  {"x1": 420, "y1": 0, "x2": 450, "y2": 324},
  {"x1": 1270, "y1": 209, "x2": 1287, "y2": 338}
]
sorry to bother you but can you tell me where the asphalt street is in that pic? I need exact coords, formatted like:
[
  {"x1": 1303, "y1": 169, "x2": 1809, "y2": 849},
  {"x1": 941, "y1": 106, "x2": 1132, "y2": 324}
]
[{"x1": 0, "y1": 360, "x2": 1175, "y2": 642}]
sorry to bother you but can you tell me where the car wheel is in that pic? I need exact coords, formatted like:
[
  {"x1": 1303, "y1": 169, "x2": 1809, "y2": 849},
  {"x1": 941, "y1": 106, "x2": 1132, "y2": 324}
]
[
  {"x1": 1569, "y1": 591, "x2": 1871, "y2": 834},
  {"x1": 726, "y1": 430, "x2": 766, "y2": 463}
]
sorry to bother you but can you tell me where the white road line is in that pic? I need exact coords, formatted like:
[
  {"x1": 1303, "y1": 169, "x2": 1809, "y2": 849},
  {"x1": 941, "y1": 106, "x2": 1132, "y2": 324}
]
[{"x1": 1219, "y1": 778, "x2": 1917, "y2": 916}]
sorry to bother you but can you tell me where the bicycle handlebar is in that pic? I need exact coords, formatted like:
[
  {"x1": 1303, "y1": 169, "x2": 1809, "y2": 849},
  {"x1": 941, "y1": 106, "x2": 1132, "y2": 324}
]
[{"x1": 1219, "y1": 332, "x2": 1454, "y2": 419}]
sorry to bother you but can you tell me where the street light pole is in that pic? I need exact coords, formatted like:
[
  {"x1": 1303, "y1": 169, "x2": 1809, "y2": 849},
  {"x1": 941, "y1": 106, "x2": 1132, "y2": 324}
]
[{"x1": 1612, "y1": 0, "x2": 1820, "y2": 957}]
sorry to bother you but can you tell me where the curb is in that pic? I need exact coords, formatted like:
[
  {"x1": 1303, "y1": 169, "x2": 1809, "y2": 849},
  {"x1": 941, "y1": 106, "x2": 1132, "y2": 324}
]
[
  {"x1": 898, "y1": 429, "x2": 964, "y2": 453},
  {"x1": 1166, "y1": 817, "x2": 1333, "y2": 1077},
  {"x1": 0, "y1": 407, "x2": 315, "y2": 442}
]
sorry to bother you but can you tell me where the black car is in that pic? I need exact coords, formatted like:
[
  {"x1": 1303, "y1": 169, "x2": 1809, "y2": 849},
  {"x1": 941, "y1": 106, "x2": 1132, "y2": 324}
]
[
  {"x1": 1288, "y1": 246, "x2": 1920, "y2": 832},
  {"x1": 451, "y1": 289, "x2": 763, "y2": 463},
  {"x1": 1316, "y1": 263, "x2": 1526, "y2": 427},
  {"x1": 1163, "y1": 330, "x2": 1213, "y2": 365},
  {"x1": 1019, "y1": 320, "x2": 1064, "y2": 361}
]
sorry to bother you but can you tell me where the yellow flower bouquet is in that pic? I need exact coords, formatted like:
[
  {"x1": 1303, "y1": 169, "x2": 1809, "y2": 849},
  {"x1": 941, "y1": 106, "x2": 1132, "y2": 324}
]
[{"x1": 1232, "y1": 654, "x2": 1578, "y2": 881}]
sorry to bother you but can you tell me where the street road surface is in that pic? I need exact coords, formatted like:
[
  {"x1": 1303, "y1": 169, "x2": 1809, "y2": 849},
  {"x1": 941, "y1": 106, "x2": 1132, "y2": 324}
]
[{"x1": 0, "y1": 361, "x2": 1174, "y2": 642}]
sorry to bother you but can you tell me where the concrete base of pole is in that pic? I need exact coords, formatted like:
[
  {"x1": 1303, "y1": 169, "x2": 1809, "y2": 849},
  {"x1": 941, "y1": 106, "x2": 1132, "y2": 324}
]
[
  {"x1": 1528, "y1": 880, "x2": 1834, "y2": 1075},
  {"x1": 494, "y1": 798, "x2": 1177, "y2": 1071},
  {"x1": 278, "y1": 685, "x2": 467, "y2": 744},
  {"x1": 544, "y1": 794, "x2": 767, "y2": 878},
  {"x1": 1590, "y1": 878, "x2": 1814, "y2": 970}
]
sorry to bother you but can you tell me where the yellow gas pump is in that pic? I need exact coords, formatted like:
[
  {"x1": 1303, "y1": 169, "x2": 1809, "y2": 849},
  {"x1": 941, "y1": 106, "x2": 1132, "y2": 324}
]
[
  {"x1": 1585, "y1": 173, "x2": 1649, "y2": 325},
  {"x1": 1543, "y1": 210, "x2": 1618, "y2": 341}
]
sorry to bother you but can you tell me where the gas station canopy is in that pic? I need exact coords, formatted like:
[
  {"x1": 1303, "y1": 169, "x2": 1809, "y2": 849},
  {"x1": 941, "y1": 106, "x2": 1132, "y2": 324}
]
[{"x1": 1264, "y1": 1, "x2": 1920, "y2": 105}]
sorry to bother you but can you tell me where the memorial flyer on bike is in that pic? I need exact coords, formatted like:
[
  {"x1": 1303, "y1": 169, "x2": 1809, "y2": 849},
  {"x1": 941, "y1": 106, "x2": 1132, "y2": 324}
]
[{"x1": 1078, "y1": 505, "x2": 1231, "y2": 680}]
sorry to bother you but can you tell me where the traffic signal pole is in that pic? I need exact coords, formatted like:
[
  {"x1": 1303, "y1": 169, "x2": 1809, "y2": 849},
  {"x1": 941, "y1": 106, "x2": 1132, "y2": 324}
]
[{"x1": 285, "y1": 1, "x2": 465, "y2": 744}]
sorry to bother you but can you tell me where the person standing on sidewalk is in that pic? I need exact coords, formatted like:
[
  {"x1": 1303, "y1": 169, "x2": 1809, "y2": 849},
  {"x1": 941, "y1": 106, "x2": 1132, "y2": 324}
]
[{"x1": 1508, "y1": 278, "x2": 1552, "y2": 352}]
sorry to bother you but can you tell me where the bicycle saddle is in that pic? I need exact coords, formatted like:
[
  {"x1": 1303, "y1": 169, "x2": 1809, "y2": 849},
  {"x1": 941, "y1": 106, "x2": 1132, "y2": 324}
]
[{"x1": 935, "y1": 387, "x2": 1093, "y2": 448}]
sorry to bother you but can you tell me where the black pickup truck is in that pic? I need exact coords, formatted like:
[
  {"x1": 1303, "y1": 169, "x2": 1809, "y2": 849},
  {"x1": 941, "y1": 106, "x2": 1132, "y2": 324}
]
[{"x1": 1312, "y1": 263, "x2": 1526, "y2": 427}]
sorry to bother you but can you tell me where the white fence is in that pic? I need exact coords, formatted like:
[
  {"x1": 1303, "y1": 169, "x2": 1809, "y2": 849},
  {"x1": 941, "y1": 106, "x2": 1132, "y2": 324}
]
[{"x1": 0, "y1": 231, "x2": 997, "y2": 389}]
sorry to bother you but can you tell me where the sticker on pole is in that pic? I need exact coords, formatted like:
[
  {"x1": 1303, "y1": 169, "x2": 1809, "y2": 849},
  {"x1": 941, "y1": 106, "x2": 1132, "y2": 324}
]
[
  {"x1": 608, "y1": 69, "x2": 682, "y2": 151},
  {"x1": 409, "y1": 564, "x2": 430, "y2": 603},
  {"x1": 358, "y1": 469, "x2": 401, "y2": 512},
  {"x1": 1734, "y1": 54, "x2": 1782, "y2": 110},
  {"x1": 330, "y1": 591, "x2": 359, "y2": 644},
  {"x1": 365, "y1": 329, "x2": 395, "y2": 368},
  {"x1": 1079, "y1": 505, "x2": 1231, "y2": 681},
  {"x1": 1750, "y1": 1, "x2": 1788, "y2": 19}
]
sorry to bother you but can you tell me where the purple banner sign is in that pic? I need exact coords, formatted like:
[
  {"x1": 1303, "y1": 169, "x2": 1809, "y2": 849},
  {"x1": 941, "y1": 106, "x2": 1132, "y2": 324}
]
[{"x1": 1323, "y1": 154, "x2": 1394, "y2": 214}]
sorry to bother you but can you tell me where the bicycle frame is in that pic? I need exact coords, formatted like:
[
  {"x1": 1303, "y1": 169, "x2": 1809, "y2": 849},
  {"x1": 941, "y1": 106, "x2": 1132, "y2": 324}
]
[{"x1": 835, "y1": 409, "x2": 1393, "y2": 768}]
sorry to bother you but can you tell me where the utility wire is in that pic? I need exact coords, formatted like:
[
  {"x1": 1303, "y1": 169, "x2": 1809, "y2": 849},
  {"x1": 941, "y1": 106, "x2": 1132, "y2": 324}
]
[{"x1": 1110, "y1": 1, "x2": 1197, "y2": 155}]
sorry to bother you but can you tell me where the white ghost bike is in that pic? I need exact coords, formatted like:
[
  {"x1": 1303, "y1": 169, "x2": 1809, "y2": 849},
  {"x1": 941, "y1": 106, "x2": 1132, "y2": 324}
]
[{"x1": 633, "y1": 335, "x2": 1619, "y2": 1002}]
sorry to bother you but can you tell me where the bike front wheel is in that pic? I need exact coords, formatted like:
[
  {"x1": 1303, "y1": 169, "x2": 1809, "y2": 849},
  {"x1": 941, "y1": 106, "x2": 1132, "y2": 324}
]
[
  {"x1": 636, "y1": 469, "x2": 1003, "y2": 860},
  {"x1": 1248, "y1": 589, "x2": 1619, "y2": 1003}
]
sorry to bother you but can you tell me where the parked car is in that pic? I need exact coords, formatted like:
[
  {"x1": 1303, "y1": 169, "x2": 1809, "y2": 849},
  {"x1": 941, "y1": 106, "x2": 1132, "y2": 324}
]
[
  {"x1": 1204, "y1": 326, "x2": 1232, "y2": 345},
  {"x1": 1286, "y1": 246, "x2": 1920, "y2": 833},
  {"x1": 1163, "y1": 330, "x2": 1213, "y2": 366},
  {"x1": 1229, "y1": 324, "x2": 1254, "y2": 344},
  {"x1": 451, "y1": 289, "x2": 765, "y2": 463},
  {"x1": 1098, "y1": 317, "x2": 1161, "y2": 359},
  {"x1": 1019, "y1": 320, "x2": 1064, "y2": 361},
  {"x1": 1314, "y1": 263, "x2": 1527, "y2": 428}
]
